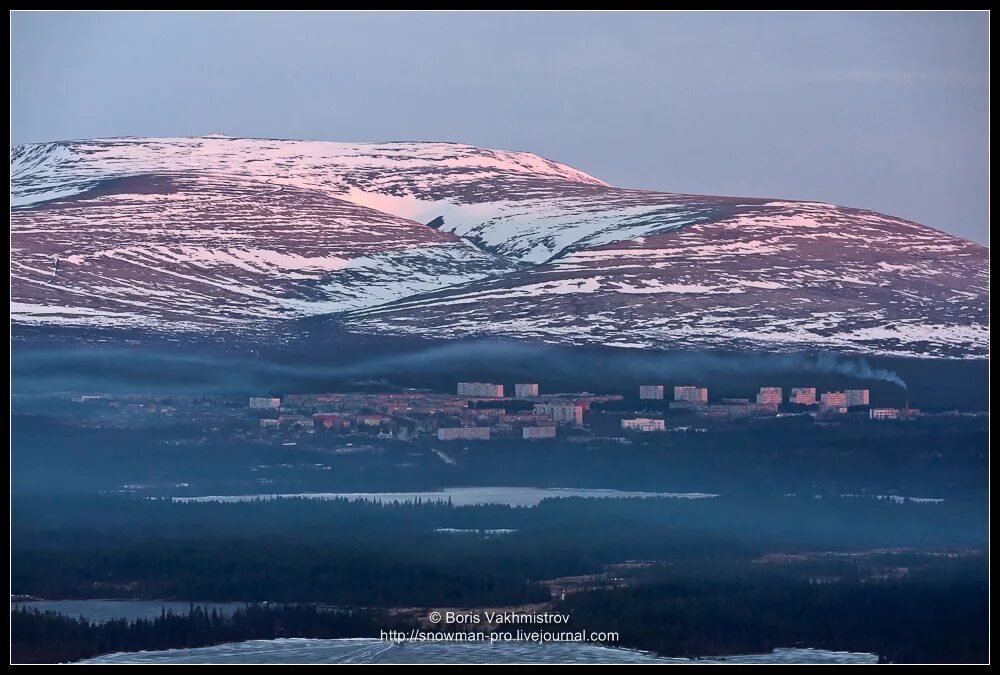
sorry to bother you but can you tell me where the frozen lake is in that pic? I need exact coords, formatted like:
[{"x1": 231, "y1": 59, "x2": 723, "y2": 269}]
[
  {"x1": 171, "y1": 486, "x2": 718, "y2": 507},
  {"x1": 80, "y1": 638, "x2": 878, "y2": 664}
]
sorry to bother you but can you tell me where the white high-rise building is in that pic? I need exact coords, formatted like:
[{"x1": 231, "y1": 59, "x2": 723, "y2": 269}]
[
  {"x1": 789, "y1": 388, "x2": 817, "y2": 405},
  {"x1": 845, "y1": 389, "x2": 870, "y2": 407},
  {"x1": 673, "y1": 386, "x2": 708, "y2": 403},
  {"x1": 554, "y1": 405, "x2": 583, "y2": 425},
  {"x1": 756, "y1": 387, "x2": 783, "y2": 405},
  {"x1": 514, "y1": 383, "x2": 539, "y2": 398},
  {"x1": 639, "y1": 385, "x2": 664, "y2": 400},
  {"x1": 820, "y1": 391, "x2": 848, "y2": 407},
  {"x1": 457, "y1": 382, "x2": 504, "y2": 397},
  {"x1": 533, "y1": 404, "x2": 583, "y2": 425}
]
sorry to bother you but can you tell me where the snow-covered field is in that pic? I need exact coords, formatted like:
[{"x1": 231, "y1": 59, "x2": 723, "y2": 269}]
[{"x1": 80, "y1": 638, "x2": 879, "y2": 664}]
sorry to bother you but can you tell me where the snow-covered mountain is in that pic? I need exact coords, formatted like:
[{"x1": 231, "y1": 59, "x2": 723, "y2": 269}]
[
  {"x1": 11, "y1": 172, "x2": 514, "y2": 329},
  {"x1": 10, "y1": 135, "x2": 989, "y2": 358}
]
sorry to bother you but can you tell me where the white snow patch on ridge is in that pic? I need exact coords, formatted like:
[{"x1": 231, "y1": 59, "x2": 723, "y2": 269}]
[{"x1": 76, "y1": 247, "x2": 352, "y2": 273}]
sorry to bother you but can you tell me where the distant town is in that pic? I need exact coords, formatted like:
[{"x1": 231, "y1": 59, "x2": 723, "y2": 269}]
[
  {"x1": 227, "y1": 381, "x2": 923, "y2": 442},
  {"x1": 43, "y1": 380, "x2": 965, "y2": 445}
]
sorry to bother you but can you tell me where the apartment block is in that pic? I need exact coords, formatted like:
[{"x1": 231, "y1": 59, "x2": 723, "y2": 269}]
[
  {"x1": 820, "y1": 391, "x2": 848, "y2": 408},
  {"x1": 622, "y1": 418, "x2": 666, "y2": 432},
  {"x1": 756, "y1": 387, "x2": 783, "y2": 405},
  {"x1": 438, "y1": 427, "x2": 492, "y2": 440},
  {"x1": 845, "y1": 389, "x2": 871, "y2": 407},
  {"x1": 457, "y1": 382, "x2": 504, "y2": 397},
  {"x1": 523, "y1": 426, "x2": 557, "y2": 440},
  {"x1": 639, "y1": 385, "x2": 664, "y2": 400},
  {"x1": 532, "y1": 403, "x2": 583, "y2": 424},
  {"x1": 514, "y1": 383, "x2": 539, "y2": 398},
  {"x1": 789, "y1": 388, "x2": 817, "y2": 405},
  {"x1": 673, "y1": 386, "x2": 708, "y2": 404}
]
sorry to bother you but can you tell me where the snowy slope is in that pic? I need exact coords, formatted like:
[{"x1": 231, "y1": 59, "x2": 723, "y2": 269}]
[
  {"x1": 10, "y1": 136, "x2": 730, "y2": 263},
  {"x1": 9, "y1": 135, "x2": 990, "y2": 357},
  {"x1": 11, "y1": 173, "x2": 514, "y2": 330},
  {"x1": 345, "y1": 200, "x2": 988, "y2": 358}
]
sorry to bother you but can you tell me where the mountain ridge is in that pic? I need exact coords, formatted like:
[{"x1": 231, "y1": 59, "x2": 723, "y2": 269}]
[{"x1": 10, "y1": 135, "x2": 989, "y2": 358}]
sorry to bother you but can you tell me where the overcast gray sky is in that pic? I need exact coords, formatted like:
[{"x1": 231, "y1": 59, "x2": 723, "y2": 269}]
[{"x1": 10, "y1": 11, "x2": 989, "y2": 244}]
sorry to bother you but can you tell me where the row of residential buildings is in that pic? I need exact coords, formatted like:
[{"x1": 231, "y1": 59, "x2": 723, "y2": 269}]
[
  {"x1": 249, "y1": 386, "x2": 612, "y2": 442},
  {"x1": 620, "y1": 385, "x2": 915, "y2": 430},
  {"x1": 639, "y1": 385, "x2": 708, "y2": 402},
  {"x1": 454, "y1": 382, "x2": 544, "y2": 398},
  {"x1": 783, "y1": 387, "x2": 870, "y2": 409},
  {"x1": 639, "y1": 385, "x2": 871, "y2": 409},
  {"x1": 247, "y1": 380, "x2": 913, "y2": 441},
  {"x1": 437, "y1": 425, "x2": 559, "y2": 441}
]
